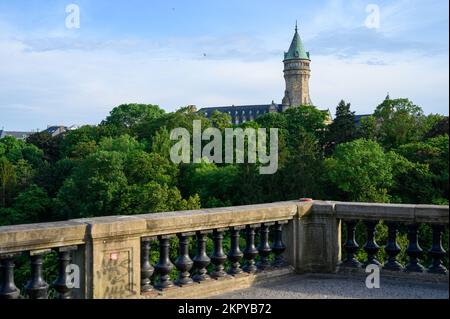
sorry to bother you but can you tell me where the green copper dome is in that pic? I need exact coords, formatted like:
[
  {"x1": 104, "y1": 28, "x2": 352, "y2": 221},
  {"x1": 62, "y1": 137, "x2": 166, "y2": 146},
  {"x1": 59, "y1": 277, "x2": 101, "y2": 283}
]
[{"x1": 284, "y1": 24, "x2": 310, "y2": 61}]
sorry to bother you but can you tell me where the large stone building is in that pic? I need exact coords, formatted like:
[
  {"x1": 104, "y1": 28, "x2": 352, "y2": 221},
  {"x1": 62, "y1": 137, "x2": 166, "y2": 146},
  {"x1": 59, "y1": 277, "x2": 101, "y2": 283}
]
[{"x1": 199, "y1": 24, "x2": 332, "y2": 124}]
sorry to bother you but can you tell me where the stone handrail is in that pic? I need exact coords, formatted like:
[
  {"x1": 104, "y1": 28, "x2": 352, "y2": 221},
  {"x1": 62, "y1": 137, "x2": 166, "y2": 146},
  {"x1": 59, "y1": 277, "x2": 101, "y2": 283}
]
[
  {"x1": 335, "y1": 202, "x2": 449, "y2": 224},
  {"x1": 0, "y1": 200, "x2": 448, "y2": 299},
  {"x1": 0, "y1": 221, "x2": 87, "y2": 255}
]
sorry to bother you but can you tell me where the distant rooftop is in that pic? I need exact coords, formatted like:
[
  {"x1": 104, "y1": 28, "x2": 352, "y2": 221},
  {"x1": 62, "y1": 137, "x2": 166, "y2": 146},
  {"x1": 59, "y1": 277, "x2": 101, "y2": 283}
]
[{"x1": 0, "y1": 130, "x2": 33, "y2": 140}]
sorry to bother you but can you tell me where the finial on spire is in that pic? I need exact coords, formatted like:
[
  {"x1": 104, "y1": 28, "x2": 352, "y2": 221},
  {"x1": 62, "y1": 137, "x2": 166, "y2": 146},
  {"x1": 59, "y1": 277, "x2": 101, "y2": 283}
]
[{"x1": 295, "y1": 20, "x2": 298, "y2": 32}]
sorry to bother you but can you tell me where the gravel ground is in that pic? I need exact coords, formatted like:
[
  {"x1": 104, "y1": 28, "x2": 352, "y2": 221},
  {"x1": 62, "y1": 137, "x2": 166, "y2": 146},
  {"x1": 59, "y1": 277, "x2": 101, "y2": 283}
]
[{"x1": 215, "y1": 273, "x2": 449, "y2": 299}]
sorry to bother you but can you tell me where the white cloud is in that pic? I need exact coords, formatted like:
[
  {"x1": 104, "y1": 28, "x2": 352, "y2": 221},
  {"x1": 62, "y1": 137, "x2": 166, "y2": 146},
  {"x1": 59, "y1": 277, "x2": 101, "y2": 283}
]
[{"x1": 0, "y1": 13, "x2": 448, "y2": 131}]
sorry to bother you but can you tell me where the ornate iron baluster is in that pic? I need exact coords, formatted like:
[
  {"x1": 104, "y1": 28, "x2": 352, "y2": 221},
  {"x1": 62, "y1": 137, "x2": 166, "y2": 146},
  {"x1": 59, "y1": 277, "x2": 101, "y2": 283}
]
[
  {"x1": 383, "y1": 222, "x2": 403, "y2": 271},
  {"x1": 227, "y1": 226, "x2": 244, "y2": 275},
  {"x1": 0, "y1": 254, "x2": 20, "y2": 299},
  {"x1": 243, "y1": 225, "x2": 259, "y2": 273},
  {"x1": 405, "y1": 224, "x2": 425, "y2": 272},
  {"x1": 141, "y1": 238, "x2": 155, "y2": 293},
  {"x1": 363, "y1": 221, "x2": 381, "y2": 266},
  {"x1": 155, "y1": 235, "x2": 174, "y2": 289},
  {"x1": 257, "y1": 223, "x2": 273, "y2": 270},
  {"x1": 192, "y1": 231, "x2": 211, "y2": 282},
  {"x1": 175, "y1": 233, "x2": 194, "y2": 286},
  {"x1": 26, "y1": 251, "x2": 50, "y2": 299},
  {"x1": 271, "y1": 221, "x2": 287, "y2": 267},
  {"x1": 342, "y1": 220, "x2": 361, "y2": 267},
  {"x1": 428, "y1": 224, "x2": 447, "y2": 274},
  {"x1": 53, "y1": 246, "x2": 77, "y2": 299},
  {"x1": 211, "y1": 229, "x2": 228, "y2": 279}
]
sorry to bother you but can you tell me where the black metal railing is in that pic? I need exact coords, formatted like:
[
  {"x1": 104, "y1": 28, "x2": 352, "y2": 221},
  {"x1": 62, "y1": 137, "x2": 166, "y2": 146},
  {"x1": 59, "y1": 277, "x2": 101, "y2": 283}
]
[
  {"x1": 139, "y1": 221, "x2": 289, "y2": 292},
  {"x1": 0, "y1": 246, "x2": 78, "y2": 299},
  {"x1": 341, "y1": 220, "x2": 448, "y2": 274}
]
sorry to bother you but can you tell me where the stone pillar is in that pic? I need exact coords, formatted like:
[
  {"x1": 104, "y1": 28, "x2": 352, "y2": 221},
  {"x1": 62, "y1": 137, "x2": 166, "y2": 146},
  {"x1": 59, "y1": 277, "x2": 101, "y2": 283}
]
[
  {"x1": 72, "y1": 216, "x2": 146, "y2": 299},
  {"x1": 284, "y1": 201, "x2": 341, "y2": 273}
]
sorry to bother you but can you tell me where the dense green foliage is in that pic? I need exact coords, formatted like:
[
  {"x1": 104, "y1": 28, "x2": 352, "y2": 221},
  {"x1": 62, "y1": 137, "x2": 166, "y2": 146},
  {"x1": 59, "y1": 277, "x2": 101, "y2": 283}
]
[{"x1": 1, "y1": 99, "x2": 448, "y2": 227}]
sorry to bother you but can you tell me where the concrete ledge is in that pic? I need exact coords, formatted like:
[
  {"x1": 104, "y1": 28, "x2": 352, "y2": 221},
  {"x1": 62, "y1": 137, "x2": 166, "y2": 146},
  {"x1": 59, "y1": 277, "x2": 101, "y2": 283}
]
[
  {"x1": 71, "y1": 216, "x2": 147, "y2": 240},
  {"x1": 311, "y1": 201, "x2": 335, "y2": 216},
  {"x1": 415, "y1": 205, "x2": 450, "y2": 224},
  {"x1": 0, "y1": 221, "x2": 87, "y2": 254},
  {"x1": 335, "y1": 202, "x2": 416, "y2": 222},
  {"x1": 140, "y1": 202, "x2": 298, "y2": 237},
  {"x1": 334, "y1": 202, "x2": 449, "y2": 224},
  {"x1": 141, "y1": 267, "x2": 295, "y2": 299}
]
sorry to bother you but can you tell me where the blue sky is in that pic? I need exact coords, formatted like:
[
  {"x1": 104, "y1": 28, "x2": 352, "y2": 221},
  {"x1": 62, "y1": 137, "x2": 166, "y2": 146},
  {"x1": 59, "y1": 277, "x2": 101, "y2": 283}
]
[{"x1": 0, "y1": 0, "x2": 448, "y2": 130}]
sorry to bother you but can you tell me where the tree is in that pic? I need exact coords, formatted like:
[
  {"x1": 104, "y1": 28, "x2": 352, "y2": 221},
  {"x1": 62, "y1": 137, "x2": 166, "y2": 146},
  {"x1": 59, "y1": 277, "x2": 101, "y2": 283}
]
[
  {"x1": 0, "y1": 157, "x2": 16, "y2": 207},
  {"x1": 324, "y1": 139, "x2": 393, "y2": 202},
  {"x1": 325, "y1": 100, "x2": 357, "y2": 153},
  {"x1": 180, "y1": 162, "x2": 239, "y2": 207},
  {"x1": 26, "y1": 131, "x2": 62, "y2": 162},
  {"x1": 0, "y1": 136, "x2": 44, "y2": 168},
  {"x1": 101, "y1": 104, "x2": 165, "y2": 135},
  {"x1": 55, "y1": 150, "x2": 129, "y2": 219},
  {"x1": 373, "y1": 98, "x2": 427, "y2": 149},
  {"x1": 59, "y1": 125, "x2": 101, "y2": 159},
  {"x1": 387, "y1": 152, "x2": 435, "y2": 204},
  {"x1": 358, "y1": 116, "x2": 377, "y2": 140},
  {"x1": 425, "y1": 116, "x2": 449, "y2": 139},
  {"x1": 11, "y1": 185, "x2": 52, "y2": 223},
  {"x1": 278, "y1": 129, "x2": 325, "y2": 200},
  {"x1": 285, "y1": 106, "x2": 327, "y2": 144},
  {"x1": 210, "y1": 111, "x2": 232, "y2": 130},
  {"x1": 397, "y1": 135, "x2": 449, "y2": 203}
]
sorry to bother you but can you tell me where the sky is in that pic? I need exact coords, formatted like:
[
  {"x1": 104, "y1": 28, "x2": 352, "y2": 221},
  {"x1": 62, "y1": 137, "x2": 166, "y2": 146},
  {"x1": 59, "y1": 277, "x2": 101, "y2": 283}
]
[{"x1": 0, "y1": 0, "x2": 448, "y2": 131}]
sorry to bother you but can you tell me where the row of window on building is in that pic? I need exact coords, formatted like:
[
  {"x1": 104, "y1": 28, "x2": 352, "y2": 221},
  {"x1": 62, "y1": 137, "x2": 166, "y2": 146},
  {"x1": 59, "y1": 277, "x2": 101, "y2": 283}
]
[{"x1": 203, "y1": 109, "x2": 270, "y2": 118}]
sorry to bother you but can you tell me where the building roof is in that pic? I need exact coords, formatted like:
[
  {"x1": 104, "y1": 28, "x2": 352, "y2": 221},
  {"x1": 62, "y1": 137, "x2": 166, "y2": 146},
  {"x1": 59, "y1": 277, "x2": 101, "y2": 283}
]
[
  {"x1": 200, "y1": 103, "x2": 280, "y2": 114},
  {"x1": 199, "y1": 104, "x2": 331, "y2": 117},
  {"x1": 0, "y1": 130, "x2": 32, "y2": 140},
  {"x1": 284, "y1": 23, "x2": 310, "y2": 61},
  {"x1": 354, "y1": 114, "x2": 372, "y2": 126},
  {"x1": 44, "y1": 125, "x2": 67, "y2": 135}
]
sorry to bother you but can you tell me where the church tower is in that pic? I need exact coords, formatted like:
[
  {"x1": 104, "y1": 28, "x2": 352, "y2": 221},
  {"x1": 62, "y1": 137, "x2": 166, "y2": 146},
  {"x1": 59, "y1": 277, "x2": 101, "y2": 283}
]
[{"x1": 282, "y1": 23, "x2": 312, "y2": 108}]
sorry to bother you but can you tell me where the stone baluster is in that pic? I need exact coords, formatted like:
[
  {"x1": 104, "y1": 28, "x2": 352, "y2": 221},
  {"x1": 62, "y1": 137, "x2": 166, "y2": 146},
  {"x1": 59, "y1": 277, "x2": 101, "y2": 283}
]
[
  {"x1": 174, "y1": 233, "x2": 194, "y2": 286},
  {"x1": 53, "y1": 246, "x2": 77, "y2": 299},
  {"x1": 405, "y1": 224, "x2": 425, "y2": 272},
  {"x1": 211, "y1": 229, "x2": 228, "y2": 279},
  {"x1": 257, "y1": 223, "x2": 273, "y2": 270},
  {"x1": 141, "y1": 238, "x2": 155, "y2": 293},
  {"x1": 383, "y1": 222, "x2": 403, "y2": 271},
  {"x1": 428, "y1": 224, "x2": 448, "y2": 274},
  {"x1": 192, "y1": 231, "x2": 211, "y2": 282},
  {"x1": 342, "y1": 220, "x2": 361, "y2": 267},
  {"x1": 271, "y1": 221, "x2": 287, "y2": 267},
  {"x1": 26, "y1": 250, "x2": 50, "y2": 299},
  {"x1": 155, "y1": 235, "x2": 174, "y2": 289},
  {"x1": 227, "y1": 226, "x2": 244, "y2": 275},
  {"x1": 363, "y1": 221, "x2": 381, "y2": 266},
  {"x1": 0, "y1": 254, "x2": 20, "y2": 299},
  {"x1": 243, "y1": 225, "x2": 259, "y2": 273}
]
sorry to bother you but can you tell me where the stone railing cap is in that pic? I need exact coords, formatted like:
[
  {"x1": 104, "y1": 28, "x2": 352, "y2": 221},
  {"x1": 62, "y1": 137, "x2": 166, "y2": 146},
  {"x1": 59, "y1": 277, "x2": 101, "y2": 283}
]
[
  {"x1": 71, "y1": 215, "x2": 147, "y2": 239},
  {"x1": 139, "y1": 201, "x2": 298, "y2": 237},
  {"x1": 0, "y1": 220, "x2": 87, "y2": 255},
  {"x1": 334, "y1": 202, "x2": 448, "y2": 224}
]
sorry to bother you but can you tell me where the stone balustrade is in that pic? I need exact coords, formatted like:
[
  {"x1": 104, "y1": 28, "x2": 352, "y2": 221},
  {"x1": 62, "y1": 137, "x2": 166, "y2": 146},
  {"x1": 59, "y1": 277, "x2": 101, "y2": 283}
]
[
  {"x1": 0, "y1": 200, "x2": 448, "y2": 299},
  {"x1": 336, "y1": 202, "x2": 449, "y2": 274}
]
